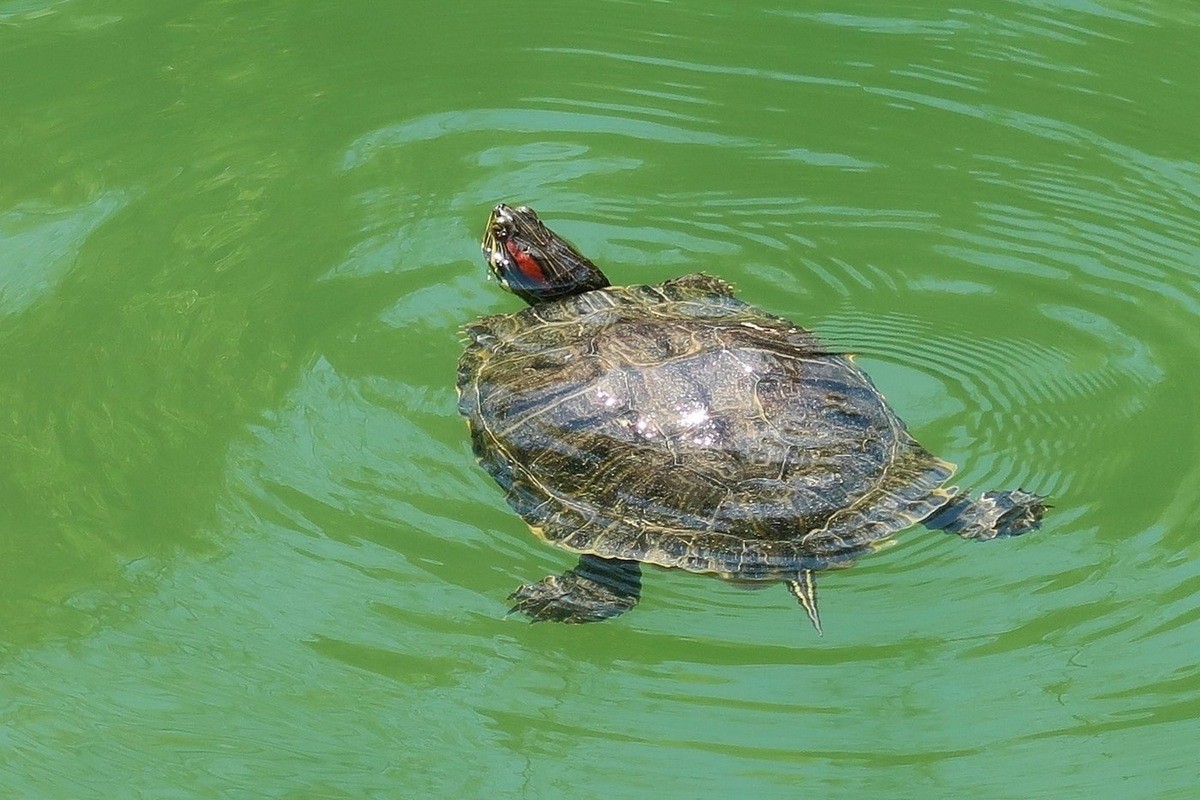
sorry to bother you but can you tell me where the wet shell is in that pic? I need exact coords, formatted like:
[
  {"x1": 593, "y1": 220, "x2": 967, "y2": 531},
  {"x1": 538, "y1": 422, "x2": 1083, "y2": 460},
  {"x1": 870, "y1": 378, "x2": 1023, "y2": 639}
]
[{"x1": 457, "y1": 273, "x2": 954, "y2": 580}]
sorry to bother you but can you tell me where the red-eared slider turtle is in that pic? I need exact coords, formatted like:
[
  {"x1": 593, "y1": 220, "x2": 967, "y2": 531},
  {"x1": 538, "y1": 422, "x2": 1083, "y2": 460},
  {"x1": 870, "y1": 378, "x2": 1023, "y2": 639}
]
[{"x1": 458, "y1": 204, "x2": 1046, "y2": 631}]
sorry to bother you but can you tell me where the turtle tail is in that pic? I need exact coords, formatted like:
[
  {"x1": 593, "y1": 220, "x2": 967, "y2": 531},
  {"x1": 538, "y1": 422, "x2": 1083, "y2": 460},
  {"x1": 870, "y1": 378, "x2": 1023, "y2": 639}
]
[
  {"x1": 786, "y1": 570, "x2": 822, "y2": 635},
  {"x1": 923, "y1": 488, "x2": 1048, "y2": 540}
]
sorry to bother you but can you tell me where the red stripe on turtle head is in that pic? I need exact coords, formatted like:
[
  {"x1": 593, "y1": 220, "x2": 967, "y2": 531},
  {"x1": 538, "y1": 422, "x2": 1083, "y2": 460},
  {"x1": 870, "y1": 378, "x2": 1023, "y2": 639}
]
[{"x1": 505, "y1": 240, "x2": 547, "y2": 284}]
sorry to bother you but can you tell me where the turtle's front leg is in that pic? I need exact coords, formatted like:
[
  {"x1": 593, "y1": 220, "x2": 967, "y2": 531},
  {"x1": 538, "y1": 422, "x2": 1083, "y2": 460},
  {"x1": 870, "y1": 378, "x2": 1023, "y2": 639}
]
[{"x1": 508, "y1": 554, "x2": 642, "y2": 623}]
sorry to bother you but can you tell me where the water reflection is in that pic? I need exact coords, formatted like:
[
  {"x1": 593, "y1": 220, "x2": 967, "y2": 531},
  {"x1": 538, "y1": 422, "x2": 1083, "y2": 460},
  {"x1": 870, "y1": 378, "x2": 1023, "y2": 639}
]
[
  {"x1": 0, "y1": 193, "x2": 127, "y2": 316},
  {"x1": 1, "y1": 0, "x2": 1198, "y2": 797}
]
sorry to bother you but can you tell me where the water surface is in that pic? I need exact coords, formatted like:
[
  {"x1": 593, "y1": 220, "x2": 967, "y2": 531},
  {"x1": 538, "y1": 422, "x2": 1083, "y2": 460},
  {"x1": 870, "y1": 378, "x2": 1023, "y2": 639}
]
[{"x1": 1, "y1": 1, "x2": 1198, "y2": 797}]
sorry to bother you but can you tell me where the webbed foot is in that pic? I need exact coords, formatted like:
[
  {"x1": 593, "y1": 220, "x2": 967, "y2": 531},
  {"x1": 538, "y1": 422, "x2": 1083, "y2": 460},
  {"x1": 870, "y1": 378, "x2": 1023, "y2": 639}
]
[
  {"x1": 926, "y1": 489, "x2": 1048, "y2": 540},
  {"x1": 508, "y1": 555, "x2": 642, "y2": 624}
]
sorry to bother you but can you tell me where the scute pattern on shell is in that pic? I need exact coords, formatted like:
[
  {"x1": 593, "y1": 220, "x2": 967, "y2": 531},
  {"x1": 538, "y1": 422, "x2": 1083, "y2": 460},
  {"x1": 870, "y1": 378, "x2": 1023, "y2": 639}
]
[{"x1": 458, "y1": 273, "x2": 955, "y2": 579}]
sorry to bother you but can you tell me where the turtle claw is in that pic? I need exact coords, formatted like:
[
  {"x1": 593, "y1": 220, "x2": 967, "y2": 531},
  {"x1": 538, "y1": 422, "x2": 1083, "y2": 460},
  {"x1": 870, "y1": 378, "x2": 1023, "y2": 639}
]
[{"x1": 507, "y1": 556, "x2": 642, "y2": 624}]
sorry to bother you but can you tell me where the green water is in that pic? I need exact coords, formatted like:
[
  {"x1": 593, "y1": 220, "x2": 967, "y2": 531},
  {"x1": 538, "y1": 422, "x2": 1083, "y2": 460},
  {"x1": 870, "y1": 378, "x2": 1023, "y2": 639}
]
[{"x1": 2, "y1": 1, "x2": 1198, "y2": 797}]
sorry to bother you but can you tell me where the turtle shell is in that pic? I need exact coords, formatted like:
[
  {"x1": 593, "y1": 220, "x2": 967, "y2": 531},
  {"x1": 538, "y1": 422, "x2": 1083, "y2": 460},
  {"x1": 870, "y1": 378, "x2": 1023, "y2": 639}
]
[{"x1": 457, "y1": 272, "x2": 955, "y2": 580}]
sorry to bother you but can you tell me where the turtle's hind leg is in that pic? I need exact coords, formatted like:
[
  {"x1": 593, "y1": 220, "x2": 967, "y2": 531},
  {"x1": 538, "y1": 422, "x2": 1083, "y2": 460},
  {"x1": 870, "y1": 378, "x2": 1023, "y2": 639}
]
[
  {"x1": 508, "y1": 554, "x2": 642, "y2": 624},
  {"x1": 924, "y1": 489, "x2": 1047, "y2": 540}
]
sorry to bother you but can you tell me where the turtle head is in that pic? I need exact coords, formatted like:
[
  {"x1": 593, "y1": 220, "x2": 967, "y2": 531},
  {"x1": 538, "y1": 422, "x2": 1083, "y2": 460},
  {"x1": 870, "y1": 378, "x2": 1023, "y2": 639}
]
[{"x1": 481, "y1": 204, "x2": 610, "y2": 305}]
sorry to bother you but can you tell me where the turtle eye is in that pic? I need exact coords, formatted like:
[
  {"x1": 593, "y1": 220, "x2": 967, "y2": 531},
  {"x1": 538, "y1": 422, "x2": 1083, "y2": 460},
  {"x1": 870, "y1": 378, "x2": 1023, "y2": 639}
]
[{"x1": 491, "y1": 223, "x2": 507, "y2": 240}]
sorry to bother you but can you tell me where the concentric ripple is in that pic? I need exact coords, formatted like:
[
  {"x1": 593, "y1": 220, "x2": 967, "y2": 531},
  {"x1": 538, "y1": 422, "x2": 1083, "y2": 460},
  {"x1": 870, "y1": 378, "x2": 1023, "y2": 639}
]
[
  {"x1": 206, "y1": 7, "x2": 1200, "y2": 798},
  {"x1": 310, "y1": 9, "x2": 1200, "y2": 793},
  {"x1": 2, "y1": 1, "x2": 1198, "y2": 798}
]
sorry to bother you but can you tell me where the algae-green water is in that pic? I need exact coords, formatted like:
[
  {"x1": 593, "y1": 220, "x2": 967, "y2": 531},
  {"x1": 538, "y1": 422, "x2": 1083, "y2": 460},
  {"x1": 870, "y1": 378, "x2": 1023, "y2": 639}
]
[{"x1": 2, "y1": 2, "x2": 1198, "y2": 797}]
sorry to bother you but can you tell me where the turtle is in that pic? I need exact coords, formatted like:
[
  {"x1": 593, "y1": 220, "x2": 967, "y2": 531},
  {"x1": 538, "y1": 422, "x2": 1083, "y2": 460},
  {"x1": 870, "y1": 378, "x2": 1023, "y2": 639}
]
[{"x1": 457, "y1": 203, "x2": 1046, "y2": 632}]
